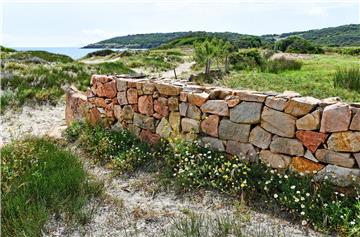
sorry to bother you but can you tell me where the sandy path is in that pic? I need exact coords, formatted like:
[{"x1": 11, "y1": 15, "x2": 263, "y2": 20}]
[{"x1": 160, "y1": 61, "x2": 195, "y2": 79}]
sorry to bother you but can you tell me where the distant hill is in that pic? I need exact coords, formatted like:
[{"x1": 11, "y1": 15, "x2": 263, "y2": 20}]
[
  {"x1": 84, "y1": 24, "x2": 360, "y2": 49},
  {"x1": 270, "y1": 24, "x2": 360, "y2": 47}
]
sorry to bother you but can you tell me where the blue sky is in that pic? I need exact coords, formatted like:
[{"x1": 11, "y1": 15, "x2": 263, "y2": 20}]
[{"x1": 1, "y1": 0, "x2": 359, "y2": 47}]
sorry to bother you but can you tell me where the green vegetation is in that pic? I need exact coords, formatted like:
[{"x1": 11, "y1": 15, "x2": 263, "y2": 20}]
[
  {"x1": 85, "y1": 24, "x2": 360, "y2": 49},
  {"x1": 1, "y1": 138, "x2": 102, "y2": 237},
  {"x1": 164, "y1": 213, "x2": 245, "y2": 237},
  {"x1": 67, "y1": 122, "x2": 360, "y2": 236},
  {"x1": 0, "y1": 50, "x2": 133, "y2": 112},
  {"x1": 223, "y1": 54, "x2": 360, "y2": 101},
  {"x1": 326, "y1": 46, "x2": 360, "y2": 56},
  {"x1": 1, "y1": 45, "x2": 16, "y2": 52},
  {"x1": 1, "y1": 50, "x2": 74, "y2": 63},
  {"x1": 65, "y1": 122, "x2": 154, "y2": 173},
  {"x1": 83, "y1": 49, "x2": 116, "y2": 58},
  {"x1": 262, "y1": 57, "x2": 302, "y2": 73},
  {"x1": 84, "y1": 32, "x2": 193, "y2": 49},
  {"x1": 334, "y1": 67, "x2": 360, "y2": 92},
  {"x1": 275, "y1": 24, "x2": 360, "y2": 47},
  {"x1": 275, "y1": 36, "x2": 324, "y2": 54}
]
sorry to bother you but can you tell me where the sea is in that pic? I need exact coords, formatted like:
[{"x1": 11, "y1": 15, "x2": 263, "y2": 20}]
[{"x1": 12, "y1": 47, "x2": 128, "y2": 60}]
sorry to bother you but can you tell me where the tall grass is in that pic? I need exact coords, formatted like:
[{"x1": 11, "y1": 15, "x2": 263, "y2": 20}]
[
  {"x1": 1, "y1": 138, "x2": 102, "y2": 237},
  {"x1": 262, "y1": 57, "x2": 302, "y2": 74},
  {"x1": 334, "y1": 67, "x2": 360, "y2": 92}
]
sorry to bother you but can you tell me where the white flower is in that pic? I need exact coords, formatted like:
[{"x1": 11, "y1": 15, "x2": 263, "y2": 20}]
[
  {"x1": 274, "y1": 194, "x2": 278, "y2": 198},
  {"x1": 302, "y1": 220, "x2": 307, "y2": 226},
  {"x1": 291, "y1": 185, "x2": 296, "y2": 189},
  {"x1": 306, "y1": 193, "x2": 310, "y2": 197},
  {"x1": 284, "y1": 175, "x2": 288, "y2": 179},
  {"x1": 301, "y1": 204, "x2": 305, "y2": 208},
  {"x1": 300, "y1": 211, "x2": 305, "y2": 215},
  {"x1": 350, "y1": 221, "x2": 355, "y2": 225}
]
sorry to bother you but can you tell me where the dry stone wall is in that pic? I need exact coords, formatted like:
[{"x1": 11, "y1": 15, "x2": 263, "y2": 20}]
[{"x1": 66, "y1": 75, "x2": 360, "y2": 187}]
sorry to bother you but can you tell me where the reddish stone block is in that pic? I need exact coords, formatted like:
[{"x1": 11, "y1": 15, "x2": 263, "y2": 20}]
[
  {"x1": 201, "y1": 115, "x2": 219, "y2": 137},
  {"x1": 138, "y1": 95, "x2": 154, "y2": 116},
  {"x1": 139, "y1": 129, "x2": 161, "y2": 144},
  {"x1": 154, "y1": 98, "x2": 169, "y2": 117},
  {"x1": 127, "y1": 88, "x2": 138, "y2": 104},
  {"x1": 296, "y1": 131, "x2": 327, "y2": 153},
  {"x1": 88, "y1": 107, "x2": 101, "y2": 125},
  {"x1": 290, "y1": 157, "x2": 324, "y2": 174}
]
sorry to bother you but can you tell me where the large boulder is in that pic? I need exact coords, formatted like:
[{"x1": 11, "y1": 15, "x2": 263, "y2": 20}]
[
  {"x1": 265, "y1": 97, "x2": 287, "y2": 111},
  {"x1": 140, "y1": 129, "x2": 161, "y2": 144},
  {"x1": 133, "y1": 113, "x2": 155, "y2": 131},
  {"x1": 270, "y1": 137, "x2": 304, "y2": 156},
  {"x1": 155, "y1": 82, "x2": 182, "y2": 96},
  {"x1": 188, "y1": 92, "x2": 209, "y2": 107},
  {"x1": 156, "y1": 118, "x2": 172, "y2": 138},
  {"x1": 127, "y1": 88, "x2": 138, "y2": 104},
  {"x1": 201, "y1": 115, "x2": 219, "y2": 137},
  {"x1": 261, "y1": 107, "x2": 296, "y2": 138},
  {"x1": 284, "y1": 97, "x2": 320, "y2": 117},
  {"x1": 226, "y1": 141, "x2": 257, "y2": 161},
  {"x1": 200, "y1": 137, "x2": 225, "y2": 151},
  {"x1": 327, "y1": 131, "x2": 360, "y2": 152},
  {"x1": 230, "y1": 102, "x2": 262, "y2": 124},
  {"x1": 154, "y1": 97, "x2": 169, "y2": 117},
  {"x1": 320, "y1": 103, "x2": 351, "y2": 133},
  {"x1": 314, "y1": 164, "x2": 360, "y2": 187},
  {"x1": 187, "y1": 104, "x2": 202, "y2": 120},
  {"x1": 219, "y1": 119, "x2": 250, "y2": 142},
  {"x1": 259, "y1": 150, "x2": 291, "y2": 169},
  {"x1": 138, "y1": 95, "x2": 154, "y2": 116},
  {"x1": 200, "y1": 100, "x2": 229, "y2": 116},
  {"x1": 169, "y1": 112, "x2": 181, "y2": 133},
  {"x1": 296, "y1": 110, "x2": 321, "y2": 131},
  {"x1": 181, "y1": 118, "x2": 200, "y2": 133},
  {"x1": 315, "y1": 149, "x2": 354, "y2": 168},
  {"x1": 290, "y1": 157, "x2": 324, "y2": 174},
  {"x1": 295, "y1": 131, "x2": 327, "y2": 153},
  {"x1": 350, "y1": 110, "x2": 360, "y2": 131},
  {"x1": 249, "y1": 126, "x2": 272, "y2": 149}
]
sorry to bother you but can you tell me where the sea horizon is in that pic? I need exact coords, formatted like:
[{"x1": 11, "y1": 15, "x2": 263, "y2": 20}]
[{"x1": 12, "y1": 47, "x2": 128, "y2": 59}]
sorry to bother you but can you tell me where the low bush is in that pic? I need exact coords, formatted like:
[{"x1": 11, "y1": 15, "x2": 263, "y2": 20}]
[
  {"x1": 66, "y1": 122, "x2": 360, "y2": 235},
  {"x1": 275, "y1": 36, "x2": 324, "y2": 54},
  {"x1": 1, "y1": 138, "x2": 102, "y2": 237},
  {"x1": 334, "y1": 67, "x2": 360, "y2": 92},
  {"x1": 83, "y1": 49, "x2": 115, "y2": 58},
  {"x1": 229, "y1": 49, "x2": 265, "y2": 70},
  {"x1": 262, "y1": 57, "x2": 303, "y2": 73},
  {"x1": 65, "y1": 122, "x2": 153, "y2": 172}
]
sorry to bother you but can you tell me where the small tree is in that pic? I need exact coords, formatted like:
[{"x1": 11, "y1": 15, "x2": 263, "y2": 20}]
[
  {"x1": 194, "y1": 38, "x2": 232, "y2": 77},
  {"x1": 194, "y1": 38, "x2": 217, "y2": 77}
]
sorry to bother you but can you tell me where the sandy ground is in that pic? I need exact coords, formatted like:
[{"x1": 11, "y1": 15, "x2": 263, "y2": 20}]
[
  {"x1": 0, "y1": 103, "x2": 67, "y2": 146},
  {"x1": 1, "y1": 104, "x2": 324, "y2": 237}
]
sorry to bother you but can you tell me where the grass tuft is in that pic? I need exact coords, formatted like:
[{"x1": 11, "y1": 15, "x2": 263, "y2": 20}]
[
  {"x1": 1, "y1": 138, "x2": 103, "y2": 237},
  {"x1": 334, "y1": 67, "x2": 360, "y2": 92}
]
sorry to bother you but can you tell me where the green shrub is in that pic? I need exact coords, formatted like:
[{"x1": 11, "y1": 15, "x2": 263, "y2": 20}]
[
  {"x1": 275, "y1": 36, "x2": 324, "y2": 54},
  {"x1": 66, "y1": 122, "x2": 153, "y2": 172},
  {"x1": 229, "y1": 49, "x2": 265, "y2": 70},
  {"x1": 3, "y1": 50, "x2": 74, "y2": 63},
  {"x1": 334, "y1": 67, "x2": 360, "y2": 91},
  {"x1": 83, "y1": 49, "x2": 115, "y2": 58},
  {"x1": 0, "y1": 45, "x2": 16, "y2": 53},
  {"x1": 262, "y1": 57, "x2": 302, "y2": 73},
  {"x1": 1, "y1": 138, "x2": 102, "y2": 237}
]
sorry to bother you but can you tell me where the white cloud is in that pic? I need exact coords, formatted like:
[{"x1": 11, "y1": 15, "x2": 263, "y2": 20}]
[
  {"x1": 306, "y1": 6, "x2": 329, "y2": 16},
  {"x1": 82, "y1": 28, "x2": 121, "y2": 38}
]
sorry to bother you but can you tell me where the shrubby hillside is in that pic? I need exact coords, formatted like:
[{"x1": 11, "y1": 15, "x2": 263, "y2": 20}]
[{"x1": 84, "y1": 24, "x2": 360, "y2": 49}]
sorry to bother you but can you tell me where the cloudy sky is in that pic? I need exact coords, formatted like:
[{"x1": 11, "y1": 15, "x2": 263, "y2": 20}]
[{"x1": 1, "y1": 0, "x2": 359, "y2": 47}]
